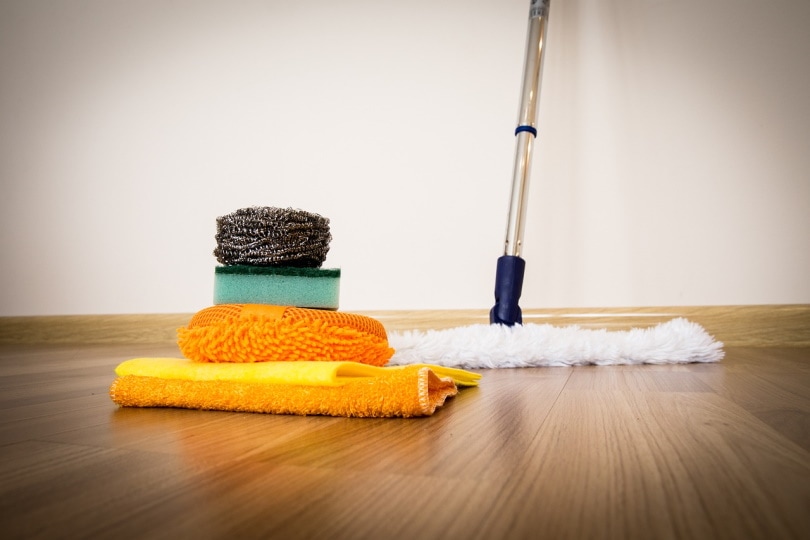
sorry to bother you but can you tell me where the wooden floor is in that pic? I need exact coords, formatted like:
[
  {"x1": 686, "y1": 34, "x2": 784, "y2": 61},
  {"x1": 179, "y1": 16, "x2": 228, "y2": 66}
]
[{"x1": 1, "y1": 340, "x2": 809, "y2": 539}]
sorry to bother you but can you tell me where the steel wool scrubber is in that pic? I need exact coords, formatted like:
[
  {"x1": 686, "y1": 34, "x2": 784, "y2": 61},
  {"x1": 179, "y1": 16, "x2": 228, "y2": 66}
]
[{"x1": 214, "y1": 206, "x2": 332, "y2": 268}]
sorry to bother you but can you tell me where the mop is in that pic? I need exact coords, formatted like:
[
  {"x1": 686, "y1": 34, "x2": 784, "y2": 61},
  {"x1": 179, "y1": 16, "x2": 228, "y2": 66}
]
[
  {"x1": 388, "y1": 0, "x2": 724, "y2": 369},
  {"x1": 387, "y1": 318, "x2": 724, "y2": 369}
]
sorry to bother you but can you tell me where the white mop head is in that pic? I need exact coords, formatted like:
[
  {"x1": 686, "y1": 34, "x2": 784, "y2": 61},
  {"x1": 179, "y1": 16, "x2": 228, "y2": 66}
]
[{"x1": 387, "y1": 318, "x2": 724, "y2": 369}]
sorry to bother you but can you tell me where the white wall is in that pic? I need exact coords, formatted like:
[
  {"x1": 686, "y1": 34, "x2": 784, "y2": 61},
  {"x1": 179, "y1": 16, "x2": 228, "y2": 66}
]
[{"x1": 1, "y1": 0, "x2": 808, "y2": 316}]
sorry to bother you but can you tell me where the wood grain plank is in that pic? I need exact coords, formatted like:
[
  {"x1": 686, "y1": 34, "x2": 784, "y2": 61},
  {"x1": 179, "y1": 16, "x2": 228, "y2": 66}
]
[
  {"x1": 0, "y1": 439, "x2": 208, "y2": 539},
  {"x1": 1, "y1": 342, "x2": 808, "y2": 539},
  {"x1": 695, "y1": 346, "x2": 810, "y2": 452},
  {"x1": 477, "y1": 389, "x2": 810, "y2": 539}
]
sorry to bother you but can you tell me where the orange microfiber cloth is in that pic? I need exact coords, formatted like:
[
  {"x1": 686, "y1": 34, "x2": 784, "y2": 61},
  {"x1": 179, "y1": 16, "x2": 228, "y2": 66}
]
[
  {"x1": 177, "y1": 304, "x2": 394, "y2": 366},
  {"x1": 110, "y1": 365, "x2": 460, "y2": 418}
]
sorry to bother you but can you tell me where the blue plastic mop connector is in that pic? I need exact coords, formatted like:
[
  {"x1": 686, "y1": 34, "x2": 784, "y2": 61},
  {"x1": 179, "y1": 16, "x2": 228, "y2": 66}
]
[{"x1": 490, "y1": 255, "x2": 526, "y2": 326}]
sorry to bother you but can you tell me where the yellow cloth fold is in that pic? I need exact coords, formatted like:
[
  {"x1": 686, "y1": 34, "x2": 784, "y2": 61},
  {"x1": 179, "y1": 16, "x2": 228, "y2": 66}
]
[
  {"x1": 110, "y1": 365, "x2": 460, "y2": 418},
  {"x1": 115, "y1": 357, "x2": 481, "y2": 387}
]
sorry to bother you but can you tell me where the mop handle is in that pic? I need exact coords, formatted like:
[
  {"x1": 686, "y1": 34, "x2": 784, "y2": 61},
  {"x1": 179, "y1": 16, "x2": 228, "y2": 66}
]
[
  {"x1": 490, "y1": 0, "x2": 550, "y2": 326},
  {"x1": 503, "y1": 0, "x2": 550, "y2": 257}
]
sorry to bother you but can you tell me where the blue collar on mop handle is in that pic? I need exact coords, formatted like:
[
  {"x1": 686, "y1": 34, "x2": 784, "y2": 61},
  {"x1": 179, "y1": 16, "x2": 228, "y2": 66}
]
[{"x1": 515, "y1": 125, "x2": 538, "y2": 137}]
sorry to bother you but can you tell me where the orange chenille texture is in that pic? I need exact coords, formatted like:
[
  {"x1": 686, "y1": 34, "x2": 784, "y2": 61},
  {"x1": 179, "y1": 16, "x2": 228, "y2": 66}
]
[{"x1": 177, "y1": 304, "x2": 394, "y2": 366}]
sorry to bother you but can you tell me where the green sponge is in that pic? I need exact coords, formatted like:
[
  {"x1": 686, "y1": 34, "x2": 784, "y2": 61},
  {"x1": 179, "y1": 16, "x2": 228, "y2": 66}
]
[{"x1": 213, "y1": 266, "x2": 340, "y2": 310}]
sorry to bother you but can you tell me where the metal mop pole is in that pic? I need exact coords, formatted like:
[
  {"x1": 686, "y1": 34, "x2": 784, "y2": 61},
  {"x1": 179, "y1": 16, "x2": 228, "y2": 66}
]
[{"x1": 490, "y1": 0, "x2": 551, "y2": 326}]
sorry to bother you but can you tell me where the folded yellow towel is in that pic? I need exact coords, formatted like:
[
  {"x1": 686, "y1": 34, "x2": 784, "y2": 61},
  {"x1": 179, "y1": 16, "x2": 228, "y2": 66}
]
[
  {"x1": 177, "y1": 304, "x2": 394, "y2": 366},
  {"x1": 115, "y1": 357, "x2": 481, "y2": 387},
  {"x1": 110, "y1": 365, "x2": 461, "y2": 417}
]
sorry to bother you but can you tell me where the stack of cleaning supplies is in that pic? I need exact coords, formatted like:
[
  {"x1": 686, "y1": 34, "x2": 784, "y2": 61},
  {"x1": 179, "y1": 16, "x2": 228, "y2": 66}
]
[{"x1": 110, "y1": 206, "x2": 480, "y2": 417}]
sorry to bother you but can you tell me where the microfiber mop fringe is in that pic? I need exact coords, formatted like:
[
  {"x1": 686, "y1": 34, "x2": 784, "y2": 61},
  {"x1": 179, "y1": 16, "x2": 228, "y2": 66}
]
[{"x1": 387, "y1": 318, "x2": 724, "y2": 369}]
